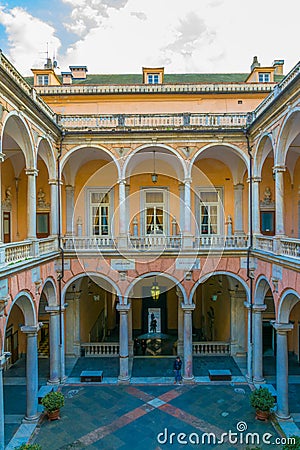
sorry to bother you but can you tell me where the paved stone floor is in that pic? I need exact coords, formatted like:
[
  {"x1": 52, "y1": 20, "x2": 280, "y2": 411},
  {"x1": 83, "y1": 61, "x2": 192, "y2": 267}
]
[{"x1": 32, "y1": 383, "x2": 281, "y2": 450}]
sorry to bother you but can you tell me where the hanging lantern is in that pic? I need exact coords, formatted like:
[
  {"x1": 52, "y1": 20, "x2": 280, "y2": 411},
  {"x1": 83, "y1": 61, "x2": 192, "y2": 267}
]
[{"x1": 151, "y1": 277, "x2": 160, "y2": 301}]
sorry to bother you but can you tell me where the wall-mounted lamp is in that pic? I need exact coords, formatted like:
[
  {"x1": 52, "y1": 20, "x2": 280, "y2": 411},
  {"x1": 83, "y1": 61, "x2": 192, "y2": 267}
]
[{"x1": 211, "y1": 291, "x2": 222, "y2": 302}]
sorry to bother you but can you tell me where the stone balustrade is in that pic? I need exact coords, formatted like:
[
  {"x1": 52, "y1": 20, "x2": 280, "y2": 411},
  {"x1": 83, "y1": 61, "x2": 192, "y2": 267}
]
[
  {"x1": 255, "y1": 236, "x2": 274, "y2": 252},
  {"x1": 192, "y1": 341, "x2": 230, "y2": 355},
  {"x1": 81, "y1": 342, "x2": 120, "y2": 357}
]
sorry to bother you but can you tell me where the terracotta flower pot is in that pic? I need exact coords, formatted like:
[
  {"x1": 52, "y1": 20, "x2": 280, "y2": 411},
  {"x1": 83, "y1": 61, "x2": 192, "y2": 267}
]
[
  {"x1": 47, "y1": 409, "x2": 60, "y2": 421},
  {"x1": 255, "y1": 409, "x2": 270, "y2": 421}
]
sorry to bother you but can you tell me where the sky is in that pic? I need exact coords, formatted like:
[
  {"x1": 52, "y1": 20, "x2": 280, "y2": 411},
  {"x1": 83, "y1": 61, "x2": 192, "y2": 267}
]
[{"x1": 0, "y1": 0, "x2": 299, "y2": 76}]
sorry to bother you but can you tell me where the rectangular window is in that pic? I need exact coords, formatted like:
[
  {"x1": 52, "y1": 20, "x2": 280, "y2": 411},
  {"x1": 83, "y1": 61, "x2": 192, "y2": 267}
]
[
  {"x1": 144, "y1": 189, "x2": 165, "y2": 234},
  {"x1": 37, "y1": 75, "x2": 49, "y2": 86},
  {"x1": 148, "y1": 74, "x2": 159, "y2": 84},
  {"x1": 198, "y1": 188, "x2": 223, "y2": 235},
  {"x1": 89, "y1": 191, "x2": 110, "y2": 236},
  {"x1": 258, "y1": 72, "x2": 270, "y2": 82}
]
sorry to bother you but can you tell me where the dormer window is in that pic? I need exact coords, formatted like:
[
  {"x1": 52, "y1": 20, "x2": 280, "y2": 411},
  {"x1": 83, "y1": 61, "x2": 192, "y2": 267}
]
[
  {"x1": 258, "y1": 72, "x2": 270, "y2": 82},
  {"x1": 37, "y1": 75, "x2": 49, "y2": 86},
  {"x1": 148, "y1": 74, "x2": 159, "y2": 84}
]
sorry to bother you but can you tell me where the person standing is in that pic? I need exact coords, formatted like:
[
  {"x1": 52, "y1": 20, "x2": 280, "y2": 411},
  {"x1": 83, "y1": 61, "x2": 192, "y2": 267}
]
[{"x1": 173, "y1": 356, "x2": 182, "y2": 384}]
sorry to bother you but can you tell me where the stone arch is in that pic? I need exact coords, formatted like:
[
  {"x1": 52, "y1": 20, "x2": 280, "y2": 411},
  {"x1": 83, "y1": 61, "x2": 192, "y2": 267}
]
[
  {"x1": 3, "y1": 291, "x2": 36, "y2": 352},
  {"x1": 40, "y1": 277, "x2": 57, "y2": 307},
  {"x1": 275, "y1": 107, "x2": 300, "y2": 167},
  {"x1": 124, "y1": 272, "x2": 187, "y2": 305},
  {"x1": 253, "y1": 133, "x2": 274, "y2": 178},
  {"x1": 1, "y1": 111, "x2": 35, "y2": 169},
  {"x1": 277, "y1": 289, "x2": 300, "y2": 324},
  {"x1": 62, "y1": 272, "x2": 122, "y2": 301},
  {"x1": 60, "y1": 144, "x2": 121, "y2": 179},
  {"x1": 254, "y1": 275, "x2": 273, "y2": 305},
  {"x1": 122, "y1": 143, "x2": 187, "y2": 180},
  {"x1": 36, "y1": 137, "x2": 56, "y2": 180},
  {"x1": 189, "y1": 270, "x2": 249, "y2": 303},
  {"x1": 189, "y1": 142, "x2": 249, "y2": 181}
]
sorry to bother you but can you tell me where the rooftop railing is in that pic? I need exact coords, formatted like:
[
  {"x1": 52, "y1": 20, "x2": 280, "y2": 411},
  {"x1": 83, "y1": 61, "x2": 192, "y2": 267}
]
[{"x1": 58, "y1": 112, "x2": 249, "y2": 131}]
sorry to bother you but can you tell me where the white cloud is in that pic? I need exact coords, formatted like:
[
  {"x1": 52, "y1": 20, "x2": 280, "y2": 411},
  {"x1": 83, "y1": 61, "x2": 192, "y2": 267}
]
[{"x1": 0, "y1": 6, "x2": 61, "y2": 75}]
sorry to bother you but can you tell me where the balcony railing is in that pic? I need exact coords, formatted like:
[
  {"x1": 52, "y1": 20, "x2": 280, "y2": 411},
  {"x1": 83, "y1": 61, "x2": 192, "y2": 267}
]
[
  {"x1": 128, "y1": 235, "x2": 182, "y2": 250},
  {"x1": 194, "y1": 234, "x2": 249, "y2": 249},
  {"x1": 58, "y1": 112, "x2": 249, "y2": 131},
  {"x1": 81, "y1": 342, "x2": 119, "y2": 357},
  {"x1": 192, "y1": 341, "x2": 230, "y2": 355},
  {"x1": 62, "y1": 236, "x2": 115, "y2": 250},
  {"x1": 280, "y1": 237, "x2": 300, "y2": 258},
  {"x1": 2, "y1": 237, "x2": 58, "y2": 267},
  {"x1": 255, "y1": 236, "x2": 274, "y2": 253}
]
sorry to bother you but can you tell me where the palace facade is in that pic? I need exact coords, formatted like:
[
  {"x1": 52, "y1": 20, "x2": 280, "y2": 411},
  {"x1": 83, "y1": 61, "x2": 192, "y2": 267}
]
[{"x1": 0, "y1": 52, "x2": 300, "y2": 445}]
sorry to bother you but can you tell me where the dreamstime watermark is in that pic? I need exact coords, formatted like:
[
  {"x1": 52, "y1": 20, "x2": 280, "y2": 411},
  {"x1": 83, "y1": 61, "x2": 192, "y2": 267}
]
[{"x1": 157, "y1": 421, "x2": 296, "y2": 446}]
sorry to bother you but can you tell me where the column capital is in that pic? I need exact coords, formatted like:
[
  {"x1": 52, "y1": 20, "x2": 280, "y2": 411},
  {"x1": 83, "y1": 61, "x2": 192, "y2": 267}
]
[
  {"x1": 273, "y1": 165, "x2": 286, "y2": 173},
  {"x1": 0, "y1": 152, "x2": 5, "y2": 162},
  {"x1": 118, "y1": 178, "x2": 126, "y2": 185},
  {"x1": 253, "y1": 176, "x2": 262, "y2": 183},
  {"x1": 21, "y1": 323, "x2": 43, "y2": 334},
  {"x1": 184, "y1": 178, "x2": 192, "y2": 185},
  {"x1": 252, "y1": 304, "x2": 267, "y2": 313},
  {"x1": 0, "y1": 352, "x2": 11, "y2": 368},
  {"x1": 65, "y1": 184, "x2": 74, "y2": 192},
  {"x1": 234, "y1": 183, "x2": 244, "y2": 190},
  {"x1": 181, "y1": 303, "x2": 195, "y2": 312},
  {"x1": 271, "y1": 321, "x2": 293, "y2": 333},
  {"x1": 25, "y1": 168, "x2": 38, "y2": 176},
  {"x1": 48, "y1": 178, "x2": 59, "y2": 185},
  {"x1": 45, "y1": 306, "x2": 60, "y2": 314},
  {"x1": 116, "y1": 303, "x2": 130, "y2": 313}
]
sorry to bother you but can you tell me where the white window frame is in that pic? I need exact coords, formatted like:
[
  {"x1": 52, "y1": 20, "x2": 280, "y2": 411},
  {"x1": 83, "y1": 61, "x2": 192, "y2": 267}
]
[
  {"x1": 37, "y1": 75, "x2": 49, "y2": 86},
  {"x1": 258, "y1": 72, "x2": 270, "y2": 82},
  {"x1": 85, "y1": 187, "x2": 113, "y2": 237},
  {"x1": 140, "y1": 187, "x2": 169, "y2": 235},
  {"x1": 147, "y1": 74, "x2": 159, "y2": 84},
  {"x1": 196, "y1": 187, "x2": 224, "y2": 236}
]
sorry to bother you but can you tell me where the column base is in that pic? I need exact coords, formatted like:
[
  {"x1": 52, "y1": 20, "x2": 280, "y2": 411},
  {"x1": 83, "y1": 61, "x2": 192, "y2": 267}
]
[
  {"x1": 275, "y1": 411, "x2": 291, "y2": 421},
  {"x1": 118, "y1": 376, "x2": 130, "y2": 383},
  {"x1": 60, "y1": 375, "x2": 68, "y2": 383},
  {"x1": 253, "y1": 377, "x2": 265, "y2": 384},
  {"x1": 182, "y1": 375, "x2": 195, "y2": 383},
  {"x1": 23, "y1": 414, "x2": 40, "y2": 423},
  {"x1": 47, "y1": 378, "x2": 60, "y2": 385}
]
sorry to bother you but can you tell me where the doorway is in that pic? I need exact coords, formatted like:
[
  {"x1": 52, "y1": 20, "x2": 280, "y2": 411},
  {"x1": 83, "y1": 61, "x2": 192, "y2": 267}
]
[{"x1": 3, "y1": 211, "x2": 11, "y2": 243}]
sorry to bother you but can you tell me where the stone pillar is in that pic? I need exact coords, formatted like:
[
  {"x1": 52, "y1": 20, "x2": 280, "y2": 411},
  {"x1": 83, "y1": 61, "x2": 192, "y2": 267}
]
[
  {"x1": 183, "y1": 179, "x2": 193, "y2": 248},
  {"x1": 273, "y1": 322, "x2": 293, "y2": 419},
  {"x1": 128, "y1": 304, "x2": 133, "y2": 357},
  {"x1": 229, "y1": 290, "x2": 246, "y2": 355},
  {"x1": 252, "y1": 304, "x2": 267, "y2": 382},
  {"x1": 234, "y1": 183, "x2": 244, "y2": 235},
  {"x1": 45, "y1": 306, "x2": 60, "y2": 384},
  {"x1": 252, "y1": 177, "x2": 261, "y2": 235},
  {"x1": 25, "y1": 169, "x2": 38, "y2": 239},
  {"x1": 182, "y1": 304, "x2": 195, "y2": 381},
  {"x1": 118, "y1": 179, "x2": 127, "y2": 248},
  {"x1": 117, "y1": 303, "x2": 130, "y2": 381},
  {"x1": 273, "y1": 165, "x2": 286, "y2": 236},
  {"x1": 244, "y1": 301, "x2": 253, "y2": 381},
  {"x1": 49, "y1": 179, "x2": 58, "y2": 235},
  {"x1": 176, "y1": 288, "x2": 184, "y2": 356},
  {"x1": 0, "y1": 153, "x2": 5, "y2": 244},
  {"x1": 59, "y1": 307, "x2": 66, "y2": 381},
  {"x1": 21, "y1": 324, "x2": 42, "y2": 422},
  {"x1": 73, "y1": 290, "x2": 81, "y2": 356},
  {"x1": 65, "y1": 185, "x2": 75, "y2": 235},
  {"x1": 0, "y1": 353, "x2": 9, "y2": 450}
]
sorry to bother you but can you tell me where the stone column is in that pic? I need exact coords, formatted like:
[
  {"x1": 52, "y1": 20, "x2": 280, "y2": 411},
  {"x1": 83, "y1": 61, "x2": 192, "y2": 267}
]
[
  {"x1": 65, "y1": 185, "x2": 75, "y2": 235},
  {"x1": 117, "y1": 304, "x2": 130, "y2": 381},
  {"x1": 182, "y1": 304, "x2": 195, "y2": 381},
  {"x1": 0, "y1": 153, "x2": 5, "y2": 244},
  {"x1": 273, "y1": 165, "x2": 286, "y2": 236},
  {"x1": 128, "y1": 304, "x2": 133, "y2": 357},
  {"x1": 176, "y1": 288, "x2": 184, "y2": 356},
  {"x1": 59, "y1": 306, "x2": 66, "y2": 382},
  {"x1": 252, "y1": 304, "x2": 267, "y2": 382},
  {"x1": 234, "y1": 183, "x2": 244, "y2": 235},
  {"x1": 229, "y1": 290, "x2": 246, "y2": 355},
  {"x1": 273, "y1": 322, "x2": 293, "y2": 419},
  {"x1": 183, "y1": 179, "x2": 193, "y2": 248},
  {"x1": 73, "y1": 290, "x2": 81, "y2": 357},
  {"x1": 0, "y1": 353, "x2": 9, "y2": 450},
  {"x1": 49, "y1": 179, "x2": 58, "y2": 236},
  {"x1": 244, "y1": 301, "x2": 253, "y2": 381},
  {"x1": 45, "y1": 306, "x2": 60, "y2": 384},
  {"x1": 118, "y1": 179, "x2": 127, "y2": 248},
  {"x1": 252, "y1": 177, "x2": 261, "y2": 235},
  {"x1": 25, "y1": 169, "x2": 38, "y2": 239},
  {"x1": 21, "y1": 324, "x2": 42, "y2": 422}
]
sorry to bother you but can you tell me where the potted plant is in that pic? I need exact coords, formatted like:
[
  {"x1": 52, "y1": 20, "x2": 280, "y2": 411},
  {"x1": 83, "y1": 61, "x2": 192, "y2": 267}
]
[
  {"x1": 41, "y1": 391, "x2": 64, "y2": 420},
  {"x1": 249, "y1": 387, "x2": 275, "y2": 421}
]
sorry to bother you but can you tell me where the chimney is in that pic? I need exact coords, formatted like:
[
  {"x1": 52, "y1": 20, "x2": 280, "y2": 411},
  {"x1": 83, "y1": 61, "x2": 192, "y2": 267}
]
[
  {"x1": 69, "y1": 66, "x2": 88, "y2": 79},
  {"x1": 61, "y1": 72, "x2": 73, "y2": 85},
  {"x1": 273, "y1": 60, "x2": 284, "y2": 75},
  {"x1": 250, "y1": 56, "x2": 260, "y2": 72}
]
